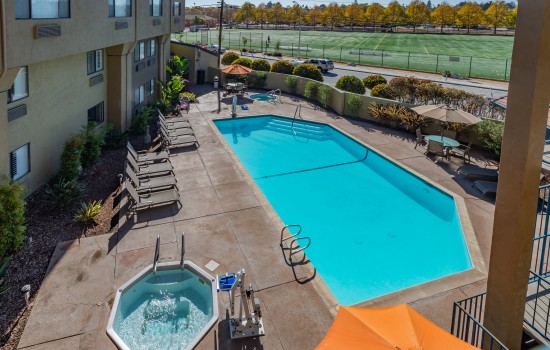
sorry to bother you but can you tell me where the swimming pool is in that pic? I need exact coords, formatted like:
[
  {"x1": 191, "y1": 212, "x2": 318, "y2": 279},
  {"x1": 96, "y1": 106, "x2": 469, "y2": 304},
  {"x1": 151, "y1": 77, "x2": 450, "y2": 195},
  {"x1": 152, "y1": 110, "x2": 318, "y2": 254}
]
[
  {"x1": 214, "y1": 115, "x2": 472, "y2": 305},
  {"x1": 249, "y1": 93, "x2": 278, "y2": 102}
]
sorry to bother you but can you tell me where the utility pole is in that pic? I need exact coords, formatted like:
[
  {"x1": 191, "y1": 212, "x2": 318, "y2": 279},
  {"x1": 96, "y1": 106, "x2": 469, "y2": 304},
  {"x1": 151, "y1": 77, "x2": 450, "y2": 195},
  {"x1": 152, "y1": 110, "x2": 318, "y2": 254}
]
[{"x1": 217, "y1": 0, "x2": 224, "y2": 112}]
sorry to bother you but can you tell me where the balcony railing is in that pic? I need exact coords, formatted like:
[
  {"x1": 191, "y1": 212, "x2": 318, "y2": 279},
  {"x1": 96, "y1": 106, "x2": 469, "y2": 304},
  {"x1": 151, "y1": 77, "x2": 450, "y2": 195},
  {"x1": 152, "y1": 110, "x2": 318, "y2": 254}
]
[
  {"x1": 450, "y1": 293, "x2": 508, "y2": 350},
  {"x1": 525, "y1": 271, "x2": 550, "y2": 341}
]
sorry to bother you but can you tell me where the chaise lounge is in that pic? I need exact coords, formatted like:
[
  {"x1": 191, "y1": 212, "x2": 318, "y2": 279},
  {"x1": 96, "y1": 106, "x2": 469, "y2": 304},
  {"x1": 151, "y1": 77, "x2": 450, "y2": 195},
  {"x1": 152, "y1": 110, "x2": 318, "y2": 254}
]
[{"x1": 125, "y1": 180, "x2": 181, "y2": 213}]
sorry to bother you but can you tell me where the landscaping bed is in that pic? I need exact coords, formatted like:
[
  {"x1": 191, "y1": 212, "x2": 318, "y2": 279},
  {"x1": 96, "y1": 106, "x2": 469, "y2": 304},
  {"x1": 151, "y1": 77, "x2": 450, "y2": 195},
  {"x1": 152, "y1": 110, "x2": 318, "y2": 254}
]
[{"x1": 0, "y1": 139, "x2": 145, "y2": 349}]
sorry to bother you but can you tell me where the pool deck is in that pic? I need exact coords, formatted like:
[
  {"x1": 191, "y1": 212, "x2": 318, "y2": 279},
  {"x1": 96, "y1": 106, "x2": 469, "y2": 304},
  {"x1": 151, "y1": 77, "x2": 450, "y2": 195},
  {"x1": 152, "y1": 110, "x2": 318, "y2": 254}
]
[{"x1": 18, "y1": 88, "x2": 495, "y2": 349}]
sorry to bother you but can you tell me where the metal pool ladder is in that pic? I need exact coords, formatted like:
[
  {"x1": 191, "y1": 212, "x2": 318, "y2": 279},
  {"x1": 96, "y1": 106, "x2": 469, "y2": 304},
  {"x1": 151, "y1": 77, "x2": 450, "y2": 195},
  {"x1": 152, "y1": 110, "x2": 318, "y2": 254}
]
[
  {"x1": 153, "y1": 235, "x2": 160, "y2": 272},
  {"x1": 267, "y1": 89, "x2": 281, "y2": 103},
  {"x1": 280, "y1": 224, "x2": 311, "y2": 262}
]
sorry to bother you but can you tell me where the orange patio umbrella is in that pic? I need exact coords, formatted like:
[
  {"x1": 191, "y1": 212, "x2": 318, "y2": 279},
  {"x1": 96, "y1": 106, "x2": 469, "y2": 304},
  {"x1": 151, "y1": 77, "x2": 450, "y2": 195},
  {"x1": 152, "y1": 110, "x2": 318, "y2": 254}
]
[
  {"x1": 316, "y1": 304, "x2": 479, "y2": 350},
  {"x1": 221, "y1": 64, "x2": 253, "y2": 75}
]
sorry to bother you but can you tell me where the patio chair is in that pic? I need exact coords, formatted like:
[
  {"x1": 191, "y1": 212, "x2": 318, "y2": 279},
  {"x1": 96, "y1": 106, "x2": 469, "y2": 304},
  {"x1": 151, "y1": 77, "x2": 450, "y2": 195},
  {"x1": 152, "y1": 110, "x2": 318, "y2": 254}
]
[
  {"x1": 414, "y1": 128, "x2": 426, "y2": 149},
  {"x1": 158, "y1": 117, "x2": 194, "y2": 136},
  {"x1": 425, "y1": 139, "x2": 447, "y2": 163},
  {"x1": 160, "y1": 126, "x2": 199, "y2": 151},
  {"x1": 126, "y1": 154, "x2": 174, "y2": 177},
  {"x1": 157, "y1": 108, "x2": 190, "y2": 124},
  {"x1": 449, "y1": 143, "x2": 472, "y2": 163},
  {"x1": 442, "y1": 130, "x2": 457, "y2": 139},
  {"x1": 125, "y1": 180, "x2": 181, "y2": 214},
  {"x1": 458, "y1": 165, "x2": 499, "y2": 181},
  {"x1": 125, "y1": 164, "x2": 178, "y2": 192},
  {"x1": 127, "y1": 141, "x2": 169, "y2": 164},
  {"x1": 473, "y1": 180, "x2": 498, "y2": 197}
]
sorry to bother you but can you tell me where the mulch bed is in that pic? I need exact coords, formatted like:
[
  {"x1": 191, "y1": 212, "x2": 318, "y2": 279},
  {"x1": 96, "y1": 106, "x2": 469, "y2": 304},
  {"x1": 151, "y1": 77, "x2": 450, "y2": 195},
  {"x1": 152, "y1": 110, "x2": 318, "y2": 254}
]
[{"x1": 0, "y1": 135, "x2": 151, "y2": 349}]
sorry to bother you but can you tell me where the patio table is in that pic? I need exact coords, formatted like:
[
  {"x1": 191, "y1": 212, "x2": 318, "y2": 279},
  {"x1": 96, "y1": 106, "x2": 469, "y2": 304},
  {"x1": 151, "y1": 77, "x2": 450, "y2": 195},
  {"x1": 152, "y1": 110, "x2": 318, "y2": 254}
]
[{"x1": 425, "y1": 135, "x2": 460, "y2": 148}]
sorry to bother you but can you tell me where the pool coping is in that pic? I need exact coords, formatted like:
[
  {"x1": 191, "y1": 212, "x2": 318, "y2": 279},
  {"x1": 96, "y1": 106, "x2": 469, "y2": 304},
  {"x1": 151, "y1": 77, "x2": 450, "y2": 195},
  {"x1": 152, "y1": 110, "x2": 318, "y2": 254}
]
[
  {"x1": 208, "y1": 114, "x2": 487, "y2": 317},
  {"x1": 106, "y1": 261, "x2": 219, "y2": 350}
]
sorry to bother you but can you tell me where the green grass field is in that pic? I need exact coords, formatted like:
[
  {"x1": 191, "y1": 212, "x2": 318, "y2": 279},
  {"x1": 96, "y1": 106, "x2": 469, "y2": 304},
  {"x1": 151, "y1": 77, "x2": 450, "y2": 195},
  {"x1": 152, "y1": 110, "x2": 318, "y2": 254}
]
[{"x1": 177, "y1": 29, "x2": 515, "y2": 80}]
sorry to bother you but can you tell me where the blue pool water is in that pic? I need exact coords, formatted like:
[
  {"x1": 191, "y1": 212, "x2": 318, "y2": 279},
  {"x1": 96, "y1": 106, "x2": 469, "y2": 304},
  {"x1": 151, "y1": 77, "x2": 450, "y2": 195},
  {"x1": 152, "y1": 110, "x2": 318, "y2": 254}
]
[
  {"x1": 214, "y1": 115, "x2": 472, "y2": 305},
  {"x1": 113, "y1": 269, "x2": 214, "y2": 350}
]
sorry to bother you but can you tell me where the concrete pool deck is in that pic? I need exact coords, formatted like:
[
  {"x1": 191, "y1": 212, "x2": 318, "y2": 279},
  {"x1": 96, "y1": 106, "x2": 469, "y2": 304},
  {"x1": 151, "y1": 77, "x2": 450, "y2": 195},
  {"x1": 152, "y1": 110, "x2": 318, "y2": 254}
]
[{"x1": 18, "y1": 88, "x2": 495, "y2": 349}]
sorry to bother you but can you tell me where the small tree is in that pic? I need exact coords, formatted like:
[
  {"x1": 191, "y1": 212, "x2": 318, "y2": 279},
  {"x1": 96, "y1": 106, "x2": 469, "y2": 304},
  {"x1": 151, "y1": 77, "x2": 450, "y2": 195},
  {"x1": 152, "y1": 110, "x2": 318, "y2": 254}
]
[
  {"x1": 0, "y1": 177, "x2": 26, "y2": 258},
  {"x1": 293, "y1": 64, "x2": 323, "y2": 82},
  {"x1": 347, "y1": 94, "x2": 363, "y2": 114},
  {"x1": 335, "y1": 76, "x2": 366, "y2": 94},
  {"x1": 304, "y1": 81, "x2": 320, "y2": 99},
  {"x1": 318, "y1": 85, "x2": 334, "y2": 108},
  {"x1": 232, "y1": 57, "x2": 253, "y2": 68},
  {"x1": 221, "y1": 52, "x2": 240, "y2": 65},
  {"x1": 284, "y1": 75, "x2": 298, "y2": 93},
  {"x1": 241, "y1": 36, "x2": 249, "y2": 51},
  {"x1": 271, "y1": 60, "x2": 295, "y2": 74},
  {"x1": 251, "y1": 59, "x2": 271, "y2": 72},
  {"x1": 363, "y1": 74, "x2": 387, "y2": 89}
]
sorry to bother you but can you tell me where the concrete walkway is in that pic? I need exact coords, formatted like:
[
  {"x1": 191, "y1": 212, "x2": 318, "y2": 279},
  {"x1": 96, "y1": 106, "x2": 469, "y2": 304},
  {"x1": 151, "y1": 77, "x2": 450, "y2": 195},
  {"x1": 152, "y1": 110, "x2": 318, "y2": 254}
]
[{"x1": 18, "y1": 88, "x2": 495, "y2": 349}]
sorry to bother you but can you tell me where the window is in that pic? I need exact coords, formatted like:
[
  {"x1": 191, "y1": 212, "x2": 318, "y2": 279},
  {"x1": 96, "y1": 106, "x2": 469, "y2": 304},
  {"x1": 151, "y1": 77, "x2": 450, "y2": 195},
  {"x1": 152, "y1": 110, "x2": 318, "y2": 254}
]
[
  {"x1": 16, "y1": 0, "x2": 70, "y2": 19},
  {"x1": 148, "y1": 40, "x2": 156, "y2": 57},
  {"x1": 109, "y1": 0, "x2": 131, "y2": 17},
  {"x1": 172, "y1": 2, "x2": 181, "y2": 16},
  {"x1": 88, "y1": 102, "x2": 104, "y2": 123},
  {"x1": 8, "y1": 67, "x2": 28, "y2": 104},
  {"x1": 147, "y1": 79, "x2": 155, "y2": 96},
  {"x1": 150, "y1": 0, "x2": 162, "y2": 16},
  {"x1": 134, "y1": 85, "x2": 144, "y2": 106},
  {"x1": 10, "y1": 143, "x2": 30, "y2": 180},
  {"x1": 134, "y1": 42, "x2": 145, "y2": 62},
  {"x1": 87, "y1": 50, "x2": 103, "y2": 75}
]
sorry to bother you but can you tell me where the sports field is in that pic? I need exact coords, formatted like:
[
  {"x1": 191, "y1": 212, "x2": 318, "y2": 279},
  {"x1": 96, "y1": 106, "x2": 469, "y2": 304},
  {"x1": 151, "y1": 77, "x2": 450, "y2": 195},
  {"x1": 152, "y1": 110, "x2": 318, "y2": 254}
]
[{"x1": 178, "y1": 29, "x2": 515, "y2": 80}]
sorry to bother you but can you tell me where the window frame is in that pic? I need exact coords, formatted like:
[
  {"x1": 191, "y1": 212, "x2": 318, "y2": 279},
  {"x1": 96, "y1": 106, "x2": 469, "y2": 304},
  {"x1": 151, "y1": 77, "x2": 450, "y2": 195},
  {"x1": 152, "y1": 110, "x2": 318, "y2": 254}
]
[
  {"x1": 108, "y1": 0, "x2": 132, "y2": 18},
  {"x1": 148, "y1": 40, "x2": 156, "y2": 57},
  {"x1": 87, "y1": 101, "x2": 105, "y2": 124},
  {"x1": 135, "y1": 85, "x2": 145, "y2": 106},
  {"x1": 134, "y1": 42, "x2": 145, "y2": 62},
  {"x1": 87, "y1": 50, "x2": 104, "y2": 75},
  {"x1": 8, "y1": 67, "x2": 29, "y2": 104},
  {"x1": 10, "y1": 143, "x2": 31, "y2": 181},
  {"x1": 150, "y1": 0, "x2": 162, "y2": 17},
  {"x1": 172, "y1": 2, "x2": 181, "y2": 16},
  {"x1": 147, "y1": 79, "x2": 155, "y2": 96},
  {"x1": 15, "y1": 0, "x2": 70, "y2": 19}
]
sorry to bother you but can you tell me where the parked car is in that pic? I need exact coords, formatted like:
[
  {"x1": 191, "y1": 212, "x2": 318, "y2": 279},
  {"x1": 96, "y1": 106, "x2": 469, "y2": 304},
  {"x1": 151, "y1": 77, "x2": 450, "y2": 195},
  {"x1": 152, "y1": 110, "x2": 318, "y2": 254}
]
[
  {"x1": 302, "y1": 58, "x2": 334, "y2": 73},
  {"x1": 286, "y1": 59, "x2": 304, "y2": 66},
  {"x1": 207, "y1": 44, "x2": 226, "y2": 54}
]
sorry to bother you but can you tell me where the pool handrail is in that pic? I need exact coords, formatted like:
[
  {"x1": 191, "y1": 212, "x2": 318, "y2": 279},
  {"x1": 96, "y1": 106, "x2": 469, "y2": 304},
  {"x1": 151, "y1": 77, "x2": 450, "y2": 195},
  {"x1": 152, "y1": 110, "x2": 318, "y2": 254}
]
[
  {"x1": 153, "y1": 235, "x2": 160, "y2": 272},
  {"x1": 267, "y1": 89, "x2": 281, "y2": 103},
  {"x1": 280, "y1": 224, "x2": 311, "y2": 262}
]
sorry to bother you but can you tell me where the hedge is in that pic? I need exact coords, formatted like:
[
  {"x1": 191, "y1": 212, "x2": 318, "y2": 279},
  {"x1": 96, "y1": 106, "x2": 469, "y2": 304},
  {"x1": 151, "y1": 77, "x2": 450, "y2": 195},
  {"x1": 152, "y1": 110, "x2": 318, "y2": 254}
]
[
  {"x1": 231, "y1": 57, "x2": 252, "y2": 68},
  {"x1": 221, "y1": 52, "x2": 239, "y2": 65},
  {"x1": 271, "y1": 60, "x2": 295, "y2": 74},
  {"x1": 335, "y1": 76, "x2": 366, "y2": 94},
  {"x1": 363, "y1": 74, "x2": 387, "y2": 89},
  {"x1": 251, "y1": 59, "x2": 271, "y2": 72},
  {"x1": 293, "y1": 64, "x2": 323, "y2": 82}
]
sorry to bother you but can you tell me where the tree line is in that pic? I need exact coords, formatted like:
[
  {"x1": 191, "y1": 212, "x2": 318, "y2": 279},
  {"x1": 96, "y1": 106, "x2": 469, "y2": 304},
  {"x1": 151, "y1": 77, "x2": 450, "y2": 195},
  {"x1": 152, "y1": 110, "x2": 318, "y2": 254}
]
[{"x1": 188, "y1": 1, "x2": 517, "y2": 34}]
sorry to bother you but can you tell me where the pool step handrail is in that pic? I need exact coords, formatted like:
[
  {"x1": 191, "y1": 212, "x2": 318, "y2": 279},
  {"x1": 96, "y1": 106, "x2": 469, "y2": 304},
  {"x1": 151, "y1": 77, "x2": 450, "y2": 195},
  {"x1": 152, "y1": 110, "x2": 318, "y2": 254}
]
[
  {"x1": 280, "y1": 224, "x2": 311, "y2": 262},
  {"x1": 180, "y1": 232, "x2": 185, "y2": 269},
  {"x1": 153, "y1": 235, "x2": 160, "y2": 273},
  {"x1": 291, "y1": 104, "x2": 304, "y2": 136},
  {"x1": 267, "y1": 89, "x2": 281, "y2": 103}
]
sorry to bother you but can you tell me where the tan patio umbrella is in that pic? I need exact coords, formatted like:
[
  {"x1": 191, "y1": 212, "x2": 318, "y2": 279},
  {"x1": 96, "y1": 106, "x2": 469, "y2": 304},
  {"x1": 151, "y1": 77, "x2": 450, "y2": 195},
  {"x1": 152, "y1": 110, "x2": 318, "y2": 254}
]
[
  {"x1": 411, "y1": 104, "x2": 481, "y2": 125},
  {"x1": 221, "y1": 64, "x2": 253, "y2": 75}
]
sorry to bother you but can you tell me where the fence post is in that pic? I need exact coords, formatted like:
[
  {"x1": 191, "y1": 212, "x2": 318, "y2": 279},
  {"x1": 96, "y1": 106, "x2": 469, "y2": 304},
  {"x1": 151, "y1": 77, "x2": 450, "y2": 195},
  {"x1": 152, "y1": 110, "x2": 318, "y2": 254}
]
[
  {"x1": 229, "y1": 32, "x2": 231, "y2": 49},
  {"x1": 435, "y1": 54, "x2": 440, "y2": 73},
  {"x1": 340, "y1": 46, "x2": 342, "y2": 62},
  {"x1": 306, "y1": 44, "x2": 309, "y2": 58},
  {"x1": 291, "y1": 43, "x2": 294, "y2": 57},
  {"x1": 239, "y1": 32, "x2": 241, "y2": 50},
  {"x1": 381, "y1": 50, "x2": 384, "y2": 67},
  {"x1": 261, "y1": 33, "x2": 263, "y2": 53},
  {"x1": 358, "y1": 48, "x2": 361, "y2": 64},
  {"x1": 249, "y1": 33, "x2": 252, "y2": 52},
  {"x1": 468, "y1": 56, "x2": 473, "y2": 77},
  {"x1": 323, "y1": 44, "x2": 325, "y2": 59},
  {"x1": 504, "y1": 59, "x2": 509, "y2": 80},
  {"x1": 407, "y1": 51, "x2": 410, "y2": 69}
]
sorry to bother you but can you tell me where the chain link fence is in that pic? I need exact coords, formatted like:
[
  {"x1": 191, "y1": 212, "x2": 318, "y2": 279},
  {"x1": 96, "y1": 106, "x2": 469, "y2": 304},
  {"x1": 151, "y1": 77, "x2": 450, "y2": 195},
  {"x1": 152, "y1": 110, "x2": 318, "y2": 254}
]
[{"x1": 175, "y1": 31, "x2": 512, "y2": 81}]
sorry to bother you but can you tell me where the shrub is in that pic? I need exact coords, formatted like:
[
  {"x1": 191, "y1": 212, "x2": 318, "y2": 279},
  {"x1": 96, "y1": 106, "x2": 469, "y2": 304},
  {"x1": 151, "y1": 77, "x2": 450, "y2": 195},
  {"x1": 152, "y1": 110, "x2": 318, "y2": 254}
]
[
  {"x1": 363, "y1": 74, "x2": 387, "y2": 89},
  {"x1": 80, "y1": 122, "x2": 110, "y2": 167},
  {"x1": 254, "y1": 71, "x2": 267, "y2": 88},
  {"x1": 221, "y1": 52, "x2": 239, "y2": 65},
  {"x1": 475, "y1": 119, "x2": 504, "y2": 156},
  {"x1": 158, "y1": 75, "x2": 186, "y2": 112},
  {"x1": 400, "y1": 109, "x2": 426, "y2": 132},
  {"x1": 370, "y1": 83, "x2": 394, "y2": 99},
  {"x1": 347, "y1": 94, "x2": 363, "y2": 114},
  {"x1": 130, "y1": 107, "x2": 155, "y2": 136},
  {"x1": 241, "y1": 36, "x2": 249, "y2": 51},
  {"x1": 304, "y1": 81, "x2": 320, "y2": 99},
  {"x1": 74, "y1": 200, "x2": 102, "y2": 224},
  {"x1": 59, "y1": 135, "x2": 85, "y2": 181},
  {"x1": 180, "y1": 91, "x2": 196, "y2": 102},
  {"x1": 104, "y1": 128, "x2": 127, "y2": 149},
  {"x1": 293, "y1": 64, "x2": 323, "y2": 82},
  {"x1": 318, "y1": 85, "x2": 333, "y2": 108},
  {"x1": 231, "y1": 57, "x2": 252, "y2": 68},
  {"x1": 336, "y1": 76, "x2": 366, "y2": 94},
  {"x1": 284, "y1": 75, "x2": 298, "y2": 93},
  {"x1": 0, "y1": 177, "x2": 25, "y2": 258},
  {"x1": 166, "y1": 55, "x2": 189, "y2": 77},
  {"x1": 44, "y1": 177, "x2": 85, "y2": 209},
  {"x1": 251, "y1": 59, "x2": 271, "y2": 72},
  {"x1": 271, "y1": 60, "x2": 295, "y2": 74}
]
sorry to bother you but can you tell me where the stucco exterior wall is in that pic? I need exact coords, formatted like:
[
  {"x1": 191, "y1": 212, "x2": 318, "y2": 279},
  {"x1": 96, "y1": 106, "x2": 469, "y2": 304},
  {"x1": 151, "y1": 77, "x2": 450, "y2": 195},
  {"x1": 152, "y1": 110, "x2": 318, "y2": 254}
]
[{"x1": 7, "y1": 53, "x2": 108, "y2": 193}]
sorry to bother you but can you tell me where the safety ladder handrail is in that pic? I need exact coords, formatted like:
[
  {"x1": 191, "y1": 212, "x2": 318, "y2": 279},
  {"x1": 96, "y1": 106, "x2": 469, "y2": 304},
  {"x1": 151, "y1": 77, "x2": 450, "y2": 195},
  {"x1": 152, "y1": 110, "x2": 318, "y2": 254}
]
[
  {"x1": 291, "y1": 104, "x2": 305, "y2": 137},
  {"x1": 153, "y1": 235, "x2": 160, "y2": 272},
  {"x1": 289, "y1": 236, "x2": 311, "y2": 256},
  {"x1": 280, "y1": 224, "x2": 302, "y2": 246}
]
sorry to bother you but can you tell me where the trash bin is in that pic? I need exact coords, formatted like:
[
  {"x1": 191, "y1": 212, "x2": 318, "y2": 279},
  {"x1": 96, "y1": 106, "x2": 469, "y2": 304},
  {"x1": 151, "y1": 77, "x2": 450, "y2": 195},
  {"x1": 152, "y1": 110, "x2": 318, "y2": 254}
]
[
  {"x1": 213, "y1": 76, "x2": 219, "y2": 89},
  {"x1": 197, "y1": 69, "x2": 205, "y2": 85}
]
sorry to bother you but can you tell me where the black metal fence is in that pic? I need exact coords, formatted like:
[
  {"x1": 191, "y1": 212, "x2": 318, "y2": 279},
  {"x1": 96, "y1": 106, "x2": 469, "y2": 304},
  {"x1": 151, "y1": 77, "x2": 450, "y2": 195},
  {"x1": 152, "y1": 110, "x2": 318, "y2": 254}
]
[{"x1": 175, "y1": 31, "x2": 512, "y2": 81}]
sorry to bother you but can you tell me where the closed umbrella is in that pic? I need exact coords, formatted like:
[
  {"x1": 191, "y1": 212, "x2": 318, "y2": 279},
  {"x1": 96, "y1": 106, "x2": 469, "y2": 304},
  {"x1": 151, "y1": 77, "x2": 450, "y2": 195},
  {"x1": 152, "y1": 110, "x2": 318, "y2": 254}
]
[
  {"x1": 316, "y1": 304, "x2": 479, "y2": 350},
  {"x1": 221, "y1": 64, "x2": 253, "y2": 75},
  {"x1": 411, "y1": 104, "x2": 481, "y2": 125}
]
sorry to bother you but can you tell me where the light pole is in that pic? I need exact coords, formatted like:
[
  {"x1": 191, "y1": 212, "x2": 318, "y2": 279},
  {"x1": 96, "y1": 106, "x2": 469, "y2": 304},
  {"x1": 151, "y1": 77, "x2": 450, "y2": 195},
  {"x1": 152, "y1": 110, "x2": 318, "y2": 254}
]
[
  {"x1": 292, "y1": 1, "x2": 302, "y2": 59},
  {"x1": 217, "y1": 0, "x2": 224, "y2": 112}
]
